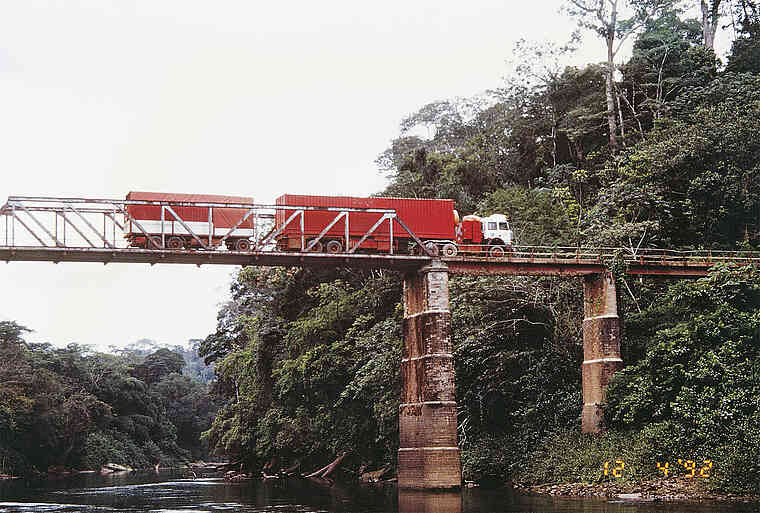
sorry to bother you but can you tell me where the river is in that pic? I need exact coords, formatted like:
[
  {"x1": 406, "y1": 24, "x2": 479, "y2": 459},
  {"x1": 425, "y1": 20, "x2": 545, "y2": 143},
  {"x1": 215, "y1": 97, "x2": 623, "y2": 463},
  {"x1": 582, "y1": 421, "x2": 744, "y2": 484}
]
[{"x1": 1, "y1": 471, "x2": 758, "y2": 513}]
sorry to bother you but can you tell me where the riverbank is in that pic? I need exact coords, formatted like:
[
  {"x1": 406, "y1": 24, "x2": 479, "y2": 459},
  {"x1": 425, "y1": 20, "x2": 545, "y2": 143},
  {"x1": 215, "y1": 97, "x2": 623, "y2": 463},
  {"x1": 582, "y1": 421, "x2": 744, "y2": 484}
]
[{"x1": 515, "y1": 477, "x2": 760, "y2": 504}]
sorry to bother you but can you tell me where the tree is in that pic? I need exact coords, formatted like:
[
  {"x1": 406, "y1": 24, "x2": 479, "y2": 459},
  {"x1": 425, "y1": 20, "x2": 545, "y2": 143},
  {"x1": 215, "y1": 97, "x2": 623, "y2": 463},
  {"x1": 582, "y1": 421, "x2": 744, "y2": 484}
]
[
  {"x1": 620, "y1": 10, "x2": 715, "y2": 125},
  {"x1": 131, "y1": 348, "x2": 185, "y2": 385},
  {"x1": 700, "y1": 0, "x2": 723, "y2": 49},
  {"x1": 565, "y1": 0, "x2": 678, "y2": 151}
]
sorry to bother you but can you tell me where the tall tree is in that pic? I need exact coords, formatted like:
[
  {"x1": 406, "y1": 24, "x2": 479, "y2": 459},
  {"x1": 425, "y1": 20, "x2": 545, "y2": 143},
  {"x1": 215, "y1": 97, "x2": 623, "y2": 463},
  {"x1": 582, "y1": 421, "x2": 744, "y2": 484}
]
[
  {"x1": 565, "y1": 0, "x2": 677, "y2": 151},
  {"x1": 700, "y1": 0, "x2": 722, "y2": 49}
]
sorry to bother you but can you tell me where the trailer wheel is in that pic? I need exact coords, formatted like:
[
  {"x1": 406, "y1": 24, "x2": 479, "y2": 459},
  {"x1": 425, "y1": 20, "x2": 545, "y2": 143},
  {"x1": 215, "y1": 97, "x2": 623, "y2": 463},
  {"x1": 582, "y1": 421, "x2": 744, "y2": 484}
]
[
  {"x1": 423, "y1": 241, "x2": 440, "y2": 257},
  {"x1": 326, "y1": 240, "x2": 343, "y2": 254},
  {"x1": 166, "y1": 236, "x2": 184, "y2": 250},
  {"x1": 234, "y1": 239, "x2": 252, "y2": 252},
  {"x1": 307, "y1": 240, "x2": 324, "y2": 253},
  {"x1": 441, "y1": 243, "x2": 458, "y2": 257},
  {"x1": 489, "y1": 245, "x2": 505, "y2": 257},
  {"x1": 149, "y1": 236, "x2": 163, "y2": 249}
]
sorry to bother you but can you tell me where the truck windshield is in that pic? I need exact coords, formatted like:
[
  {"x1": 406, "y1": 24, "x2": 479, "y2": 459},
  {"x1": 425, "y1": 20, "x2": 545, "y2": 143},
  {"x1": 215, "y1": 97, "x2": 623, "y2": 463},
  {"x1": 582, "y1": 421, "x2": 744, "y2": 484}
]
[
  {"x1": 488, "y1": 222, "x2": 497, "y2": 230},
  {"x1": 499, "y1": 222, "x2": 509, "y2": 230}
]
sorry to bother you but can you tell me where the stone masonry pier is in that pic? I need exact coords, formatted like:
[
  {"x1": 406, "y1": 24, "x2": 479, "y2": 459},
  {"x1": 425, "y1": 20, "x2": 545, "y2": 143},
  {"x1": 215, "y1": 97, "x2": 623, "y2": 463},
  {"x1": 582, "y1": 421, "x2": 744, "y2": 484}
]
[
  {"x1": 581, "y1": 272, "x2": 623, "y2": 433},
  {"x1": 398, "y1": 261, "x2": 462, "y2": 489}
]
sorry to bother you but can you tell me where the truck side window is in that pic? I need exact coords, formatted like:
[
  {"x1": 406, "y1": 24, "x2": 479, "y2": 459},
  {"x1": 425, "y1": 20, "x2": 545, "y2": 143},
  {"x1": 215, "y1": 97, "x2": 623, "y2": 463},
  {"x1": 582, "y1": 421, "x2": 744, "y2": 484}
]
[
  {"x1": 499, "y1": 222, "x2": 509, "y2": 230},
  {"x1": 488, "y1": 222, "x2": 497, "y2": 230}
]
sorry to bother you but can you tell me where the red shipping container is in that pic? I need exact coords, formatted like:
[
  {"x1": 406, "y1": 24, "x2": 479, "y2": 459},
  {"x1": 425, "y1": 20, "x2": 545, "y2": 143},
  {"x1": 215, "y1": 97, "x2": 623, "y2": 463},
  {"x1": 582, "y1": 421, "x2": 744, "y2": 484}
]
[
  {"x1": 274, "y1": 194, "x2": 456, "y2": 250},
  {"x1": 126, "y1": 191, "x2": 254, "y2": 229}
]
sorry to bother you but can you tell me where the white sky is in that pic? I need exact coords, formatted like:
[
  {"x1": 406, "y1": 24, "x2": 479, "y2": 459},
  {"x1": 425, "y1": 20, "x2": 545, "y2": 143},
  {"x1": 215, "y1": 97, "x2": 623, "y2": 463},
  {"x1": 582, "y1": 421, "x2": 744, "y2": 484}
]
[{"x1": 0, "y1": 1, "x2": 734, "y2": 350}]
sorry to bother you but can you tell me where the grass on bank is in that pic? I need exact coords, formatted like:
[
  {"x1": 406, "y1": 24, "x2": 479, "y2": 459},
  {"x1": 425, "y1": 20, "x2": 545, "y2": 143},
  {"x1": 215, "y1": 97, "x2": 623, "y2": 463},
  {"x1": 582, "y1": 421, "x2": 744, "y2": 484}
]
[{"x1": 513, "y1": 427, "x2": 760, "y2": 495}]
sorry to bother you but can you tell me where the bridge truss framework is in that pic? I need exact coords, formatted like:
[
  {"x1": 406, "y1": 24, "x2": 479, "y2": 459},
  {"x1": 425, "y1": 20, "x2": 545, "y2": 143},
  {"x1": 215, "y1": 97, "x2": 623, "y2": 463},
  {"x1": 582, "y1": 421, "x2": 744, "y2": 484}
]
[{"x1": 1, "y1": 196, "x2": 758, "y2": 276}]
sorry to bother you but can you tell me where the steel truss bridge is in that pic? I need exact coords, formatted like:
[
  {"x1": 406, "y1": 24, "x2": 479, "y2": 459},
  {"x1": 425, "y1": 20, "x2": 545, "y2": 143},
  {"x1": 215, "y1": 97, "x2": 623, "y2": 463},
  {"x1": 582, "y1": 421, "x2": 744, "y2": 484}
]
[{"x1": 1, "y1": 196, "x2": 758, "y2": 277}]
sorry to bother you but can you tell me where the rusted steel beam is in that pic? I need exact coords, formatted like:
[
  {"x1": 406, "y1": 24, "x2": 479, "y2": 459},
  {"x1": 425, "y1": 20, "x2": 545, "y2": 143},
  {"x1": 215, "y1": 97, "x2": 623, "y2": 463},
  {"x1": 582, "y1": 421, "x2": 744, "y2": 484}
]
[
  {"x1": 0, "y1": 246, "x2": 429, "y2": 271},
  {"x1": 447, "y1": 261, "x2": 607, "y2": 276},
  {"x1": 447, "y1": 259, "x2": 729, "y2": 277},
  {"x1": 625, "y1": 265, "x2": 710, "y2": 277}
]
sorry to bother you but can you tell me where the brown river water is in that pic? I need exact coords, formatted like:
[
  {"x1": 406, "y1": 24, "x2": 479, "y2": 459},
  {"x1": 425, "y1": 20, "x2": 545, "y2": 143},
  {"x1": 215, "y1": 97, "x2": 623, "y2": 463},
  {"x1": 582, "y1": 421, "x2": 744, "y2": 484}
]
[{"x1": 1, "y1": 471, "x2": 759, "y2": 513}]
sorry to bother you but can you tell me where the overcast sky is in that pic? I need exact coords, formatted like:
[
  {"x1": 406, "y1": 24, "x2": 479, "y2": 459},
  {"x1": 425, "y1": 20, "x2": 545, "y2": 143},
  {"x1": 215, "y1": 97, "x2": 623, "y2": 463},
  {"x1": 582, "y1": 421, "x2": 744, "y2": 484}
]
[{"x1": 0, "y1": 1, "x2": 732, "y2": 350}]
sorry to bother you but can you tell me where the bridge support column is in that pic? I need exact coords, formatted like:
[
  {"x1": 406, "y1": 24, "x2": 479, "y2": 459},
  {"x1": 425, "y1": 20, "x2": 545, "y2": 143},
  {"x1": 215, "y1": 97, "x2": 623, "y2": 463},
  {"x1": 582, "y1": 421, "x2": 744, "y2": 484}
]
[
  {"x1": 582, "y1": 272, "x2": 623, "y2": 433},
  {"x1": 399, "y1": 261, "x2": 462, "y2": 489}
]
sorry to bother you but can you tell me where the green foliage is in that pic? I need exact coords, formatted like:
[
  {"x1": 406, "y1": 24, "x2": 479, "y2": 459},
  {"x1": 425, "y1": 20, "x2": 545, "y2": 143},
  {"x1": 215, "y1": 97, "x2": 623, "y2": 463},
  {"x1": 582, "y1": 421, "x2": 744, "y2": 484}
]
[
  {"x1": 201, "y1": 267, "x2": 404, "y2": 470},
  {"x1": 461, "y1": 434, "x2": 514, "y2": 485},
  {"x1": 451, "y1": 275, "x2": 585, "y2": 483},
  {"x1": 132, "y1": 348, "x2": 185, "y2": 384},
  {"x1": 605, "y1": 266, "x2": 760, "y2": 492},
  {"x1": 518, "y1": 427, "x2": 706, "y2": 485},
  {"x1": 0, "y1": 327, "x2": 218, "y2": 475},
  {"x1": 477, "y1": 187, "x2": 577, "y2": 245},
  {"x1": 726, "y1": 1, "x2": 760, "y2": 74},
  {"x1": 595, "y1": 85, "x2": 760, "y2": 247}
]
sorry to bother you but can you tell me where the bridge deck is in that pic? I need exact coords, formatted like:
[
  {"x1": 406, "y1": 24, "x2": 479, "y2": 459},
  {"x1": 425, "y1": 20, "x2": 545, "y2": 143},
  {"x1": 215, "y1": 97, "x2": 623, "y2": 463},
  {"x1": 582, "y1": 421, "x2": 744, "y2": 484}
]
[{"x1": 2, "y1": 245, "x2": 756, "y2": 276}]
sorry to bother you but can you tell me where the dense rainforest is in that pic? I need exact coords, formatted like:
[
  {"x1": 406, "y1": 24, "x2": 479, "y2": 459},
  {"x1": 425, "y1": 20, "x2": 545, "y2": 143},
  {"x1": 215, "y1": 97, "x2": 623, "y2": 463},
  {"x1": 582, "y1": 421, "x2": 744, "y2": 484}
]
[
  {"x1": 2, "y1": 0, "x2": 759, "y2": 496},
  {"x1": 199, "y1": 0, "x2": 760, "y2": 494},
  {"x1": 0, "y1": 328, "x2": 219, "y2": 475}
]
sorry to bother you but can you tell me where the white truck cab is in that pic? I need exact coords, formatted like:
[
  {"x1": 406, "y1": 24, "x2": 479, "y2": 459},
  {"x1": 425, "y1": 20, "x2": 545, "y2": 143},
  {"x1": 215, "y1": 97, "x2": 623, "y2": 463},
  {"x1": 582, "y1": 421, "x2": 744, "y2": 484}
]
[{"x1": 481, "y1": 214, "x2": 514, "y2": 246}]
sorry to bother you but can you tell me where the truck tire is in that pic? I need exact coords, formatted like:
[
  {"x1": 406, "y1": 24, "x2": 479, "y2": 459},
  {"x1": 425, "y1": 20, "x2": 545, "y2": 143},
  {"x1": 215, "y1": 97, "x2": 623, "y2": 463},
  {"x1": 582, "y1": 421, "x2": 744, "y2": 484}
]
[
  {"x1": 441, "y1": 243, "x2": 458, "y2": 257},
  {"x1": 326, "y1": 240, "x2": 343, "y2": 254},
  {"x1": 489, "y1": 245, "x2": 505, "y2": 257},
  {"x1": 166, "y1": 236, "x2": 184, "y2": 250},
  {"x1": 149, "y1": 236, "x2": 163, "y2": 249},
  {"x1": 424, "y1": 241, "x2": 440, "y2": 257},
  {"x1": 235, "y1": 239, "x2": 252, "y2": 252},
  {"x1": 307, "y1": 240, "x2": 324, "y2": 253}
]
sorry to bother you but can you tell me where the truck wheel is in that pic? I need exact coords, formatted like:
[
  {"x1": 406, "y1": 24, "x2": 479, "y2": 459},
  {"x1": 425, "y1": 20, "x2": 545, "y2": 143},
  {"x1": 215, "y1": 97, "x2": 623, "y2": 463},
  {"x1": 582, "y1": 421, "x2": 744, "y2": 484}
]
[
  {"x1": 441, "y1": 243, "x2": 458, "y2": 257},
  {"x1": 149, "y1": 237, "x2": 163, "y2": 249},
  {"x1": 424, "y1": 242, "x2": 440, "y2": 257},
  {"x1": 166, "y1": 236, "x2": 184, "y2": 250},
  {"x1": 326, "y1": 240, "x2": 343, "y2": 254},
  {"x1": 307, "y1": 240, "x2": 324, "y2": 253},
  {"x1": 489, "y1": 245, "x2": 505, "y2": 257},
  {"x1": 235, "y1": 239, "x2": 252, "y2": 252}
]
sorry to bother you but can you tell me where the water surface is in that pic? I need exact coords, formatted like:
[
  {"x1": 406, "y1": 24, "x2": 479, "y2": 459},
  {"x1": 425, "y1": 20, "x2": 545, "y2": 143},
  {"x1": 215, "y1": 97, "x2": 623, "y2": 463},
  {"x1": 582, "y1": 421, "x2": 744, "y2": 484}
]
[{"x1": 1, "y1": 471, "x2": 758, "y2": 513}]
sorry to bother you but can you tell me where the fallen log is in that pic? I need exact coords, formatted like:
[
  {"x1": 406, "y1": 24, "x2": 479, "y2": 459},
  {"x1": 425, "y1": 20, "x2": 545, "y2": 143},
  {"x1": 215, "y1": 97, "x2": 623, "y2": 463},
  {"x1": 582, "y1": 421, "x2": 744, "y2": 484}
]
[
  {"x1": 281, "y1": 461, "x2": 300, "y2": 476},
  {"x1": 304, "y1": 451, "x2": 349, "y2": 479},
  {"x1": 211, "y1": 460, "x2": 240, "y2": 472}
]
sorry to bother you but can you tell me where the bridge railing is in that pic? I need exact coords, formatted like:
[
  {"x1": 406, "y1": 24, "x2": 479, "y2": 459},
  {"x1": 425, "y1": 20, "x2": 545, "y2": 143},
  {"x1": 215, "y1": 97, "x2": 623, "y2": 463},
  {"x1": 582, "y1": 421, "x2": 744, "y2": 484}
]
[{"x1": 449, "y1": 245, "x2": 760, "y2": 266}]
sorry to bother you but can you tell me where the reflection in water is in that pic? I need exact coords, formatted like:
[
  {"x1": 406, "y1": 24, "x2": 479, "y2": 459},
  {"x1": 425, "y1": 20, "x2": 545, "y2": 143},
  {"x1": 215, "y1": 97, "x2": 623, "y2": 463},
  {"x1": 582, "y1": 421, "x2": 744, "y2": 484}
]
[{"x1": 398, "y1": 489, "x2": 462, "y2": 513}]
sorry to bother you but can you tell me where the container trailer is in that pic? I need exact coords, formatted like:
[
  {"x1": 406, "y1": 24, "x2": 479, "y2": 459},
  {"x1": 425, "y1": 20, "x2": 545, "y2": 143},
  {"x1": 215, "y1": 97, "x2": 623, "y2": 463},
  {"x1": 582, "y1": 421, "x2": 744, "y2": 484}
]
[
  {"x1": 274, "y1": 194, "x2": 458, "y2": 254},
  {"x1": 274, "y1": 194, "x2": 513, "y2": 256},
  {"x1": 124, "y1": 191, "x2": 255, "y2": 250}
]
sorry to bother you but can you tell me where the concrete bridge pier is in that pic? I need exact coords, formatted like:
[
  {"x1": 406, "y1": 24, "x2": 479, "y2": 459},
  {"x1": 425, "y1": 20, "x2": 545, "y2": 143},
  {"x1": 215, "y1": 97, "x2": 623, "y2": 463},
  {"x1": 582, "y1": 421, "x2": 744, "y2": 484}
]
[
  {"x1": 582, "y1": 272, "x2": 623, "y2": 433},
  {"x1": 399, "y1": 261, "x2": 462, "y2": 489}
]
